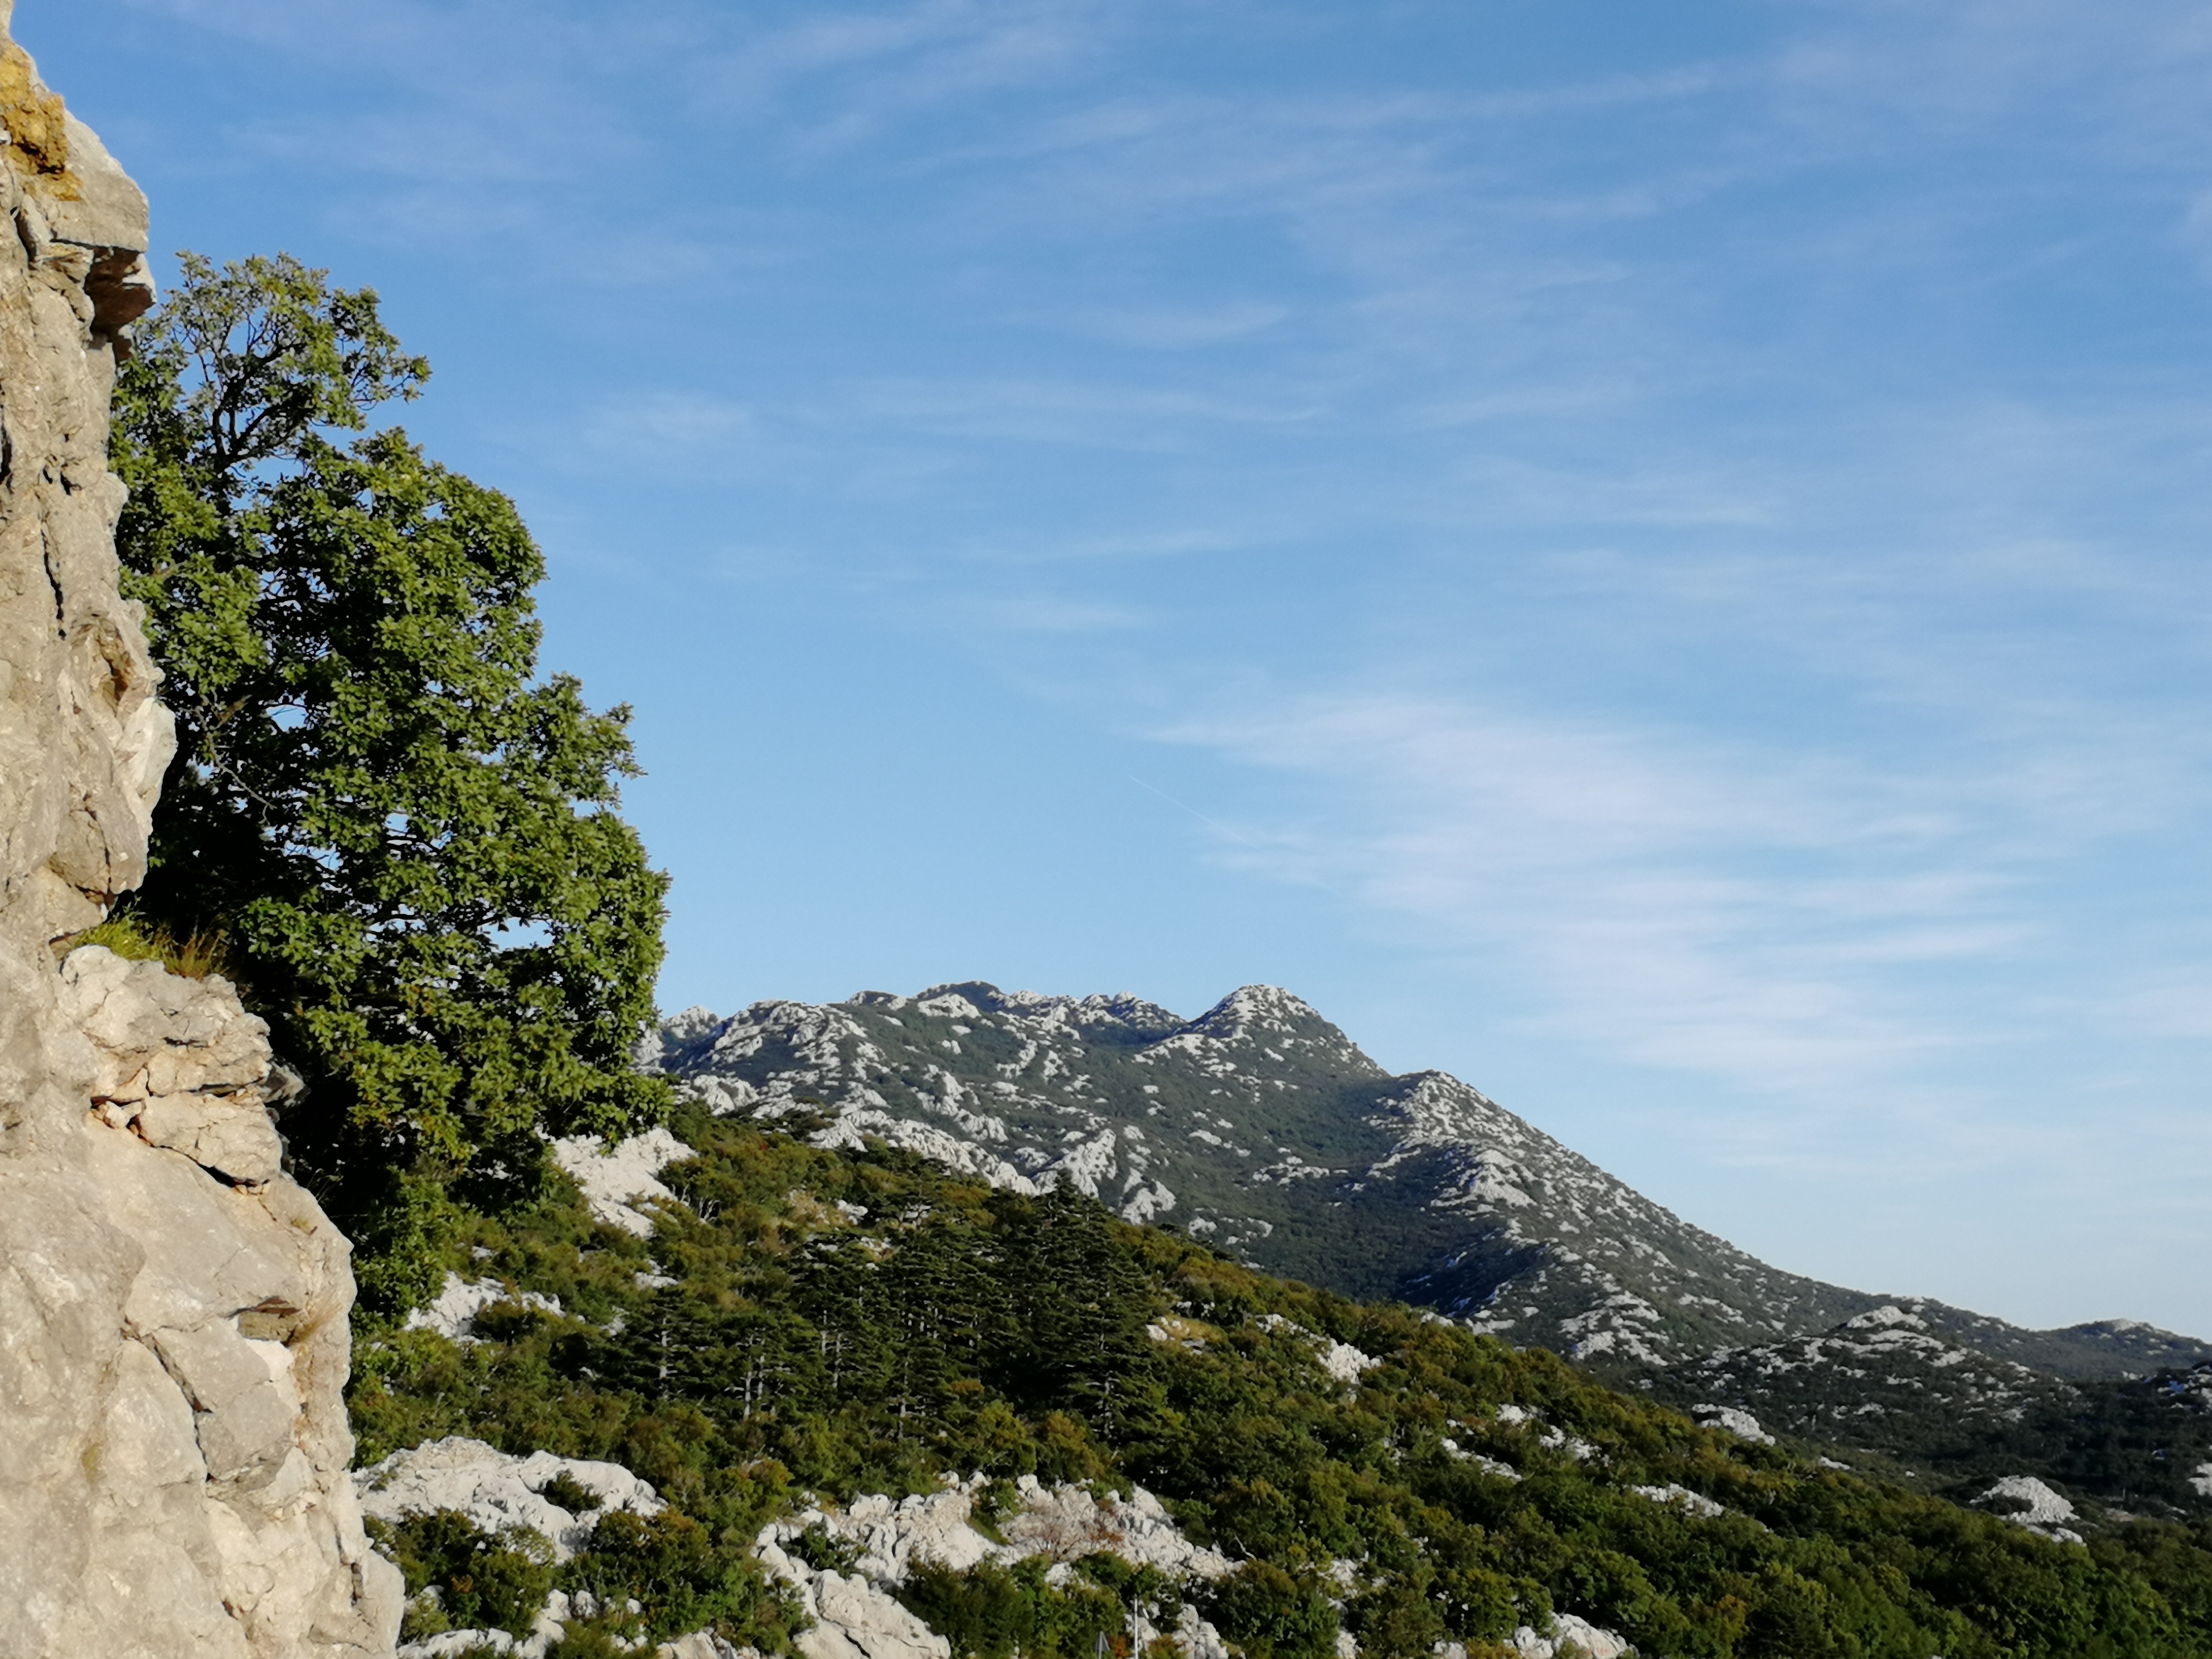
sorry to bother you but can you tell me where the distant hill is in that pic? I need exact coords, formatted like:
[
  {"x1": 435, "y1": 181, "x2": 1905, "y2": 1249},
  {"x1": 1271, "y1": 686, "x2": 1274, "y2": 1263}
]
[
  {"x1": 1649, "y1": 1305, "x2": 2212, "y2": 1520},
  {"x1": 647, "y1": 982, "x2": 2208, "y2": 1383}
]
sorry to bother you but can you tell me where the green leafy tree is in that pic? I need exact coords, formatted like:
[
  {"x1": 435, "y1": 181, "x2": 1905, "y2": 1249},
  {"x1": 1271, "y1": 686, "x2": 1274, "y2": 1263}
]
[
  {"x1": 1202, "y1": 1561, "x2": 1340, "y2": 1659},
  {"x1": 110, "y1": 252, "x2": 670, "y2": 1310}
]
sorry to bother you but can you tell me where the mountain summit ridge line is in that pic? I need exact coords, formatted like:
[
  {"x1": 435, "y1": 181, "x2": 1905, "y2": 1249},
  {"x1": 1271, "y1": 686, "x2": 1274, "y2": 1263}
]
[{"x1": 648, "y1": 980, "x2": 2206, "y2": 1381}]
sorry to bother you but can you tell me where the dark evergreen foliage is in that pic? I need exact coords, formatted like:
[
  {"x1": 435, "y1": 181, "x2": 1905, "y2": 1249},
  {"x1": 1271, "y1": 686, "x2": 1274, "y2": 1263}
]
[{"x1": 351, "y1": 1104, "x2": 2212, "y2": 1657}]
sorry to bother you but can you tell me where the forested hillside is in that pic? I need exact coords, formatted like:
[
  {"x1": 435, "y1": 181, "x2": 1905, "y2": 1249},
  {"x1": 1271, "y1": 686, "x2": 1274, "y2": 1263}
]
[
  {"x1": 1652, "y1": 1308, "x2": 2212, "y2": 1522},
  {"x1": 350, "y1": 1101, "x2": 2212, "y2": 1658}
]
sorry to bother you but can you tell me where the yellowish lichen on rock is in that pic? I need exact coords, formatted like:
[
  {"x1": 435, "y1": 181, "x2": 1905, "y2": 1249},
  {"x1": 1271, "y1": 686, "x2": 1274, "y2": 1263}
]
[{"x1": 0, "y1": 42, "x2": 72, "y2": 187}]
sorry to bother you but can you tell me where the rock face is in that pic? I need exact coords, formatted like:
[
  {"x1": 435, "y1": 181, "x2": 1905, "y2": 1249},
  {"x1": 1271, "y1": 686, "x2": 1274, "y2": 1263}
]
[
  {"x1": 549, "y1": 1125, "x2": 697, "y2": 1236},
  {"x1": 355, "y1": 1437, "x2": 666, "y2": 1566},
  {"x1": 1974, "y1": 1476, "x2": 2085, "y2": 1545},
  {"x1": 0, "y1": 15, "x2": 399, "y2": 1657}
]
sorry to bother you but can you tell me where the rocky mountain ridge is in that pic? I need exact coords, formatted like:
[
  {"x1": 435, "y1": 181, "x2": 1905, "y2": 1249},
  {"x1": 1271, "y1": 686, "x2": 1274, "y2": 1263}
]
[
  {"x1": 1652, "y1": 1304, "x2": 2212, "y2": 1521},
  {"x1": 649, "y1": 981, "x2": 2207, "y2": 1387}
]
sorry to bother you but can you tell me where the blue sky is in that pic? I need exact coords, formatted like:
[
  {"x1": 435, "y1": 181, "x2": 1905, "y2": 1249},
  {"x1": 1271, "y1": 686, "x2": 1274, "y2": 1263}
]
[{"x1": 35, "y1": 0, "x2": 2212, "y2": 1338}]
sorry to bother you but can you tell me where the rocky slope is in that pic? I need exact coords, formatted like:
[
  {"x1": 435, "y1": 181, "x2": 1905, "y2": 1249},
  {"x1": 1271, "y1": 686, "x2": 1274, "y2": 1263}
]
[
  {"x1": 649, "y1": 983, "x2": 2208, "y2": 1382},
  {"x1": 348, "y1": 1099, "x2": 2212, "y2": 1657},
  {"x1": 1653, "y1": 1305, "x2": 2212, "y2": 1520},
  {"x1": 1651, "y1": 1304, "x2": 2072, "y2": 1473},
  {"x1": 0, "y1": 15, "x2": 397, "y2": 1655}
]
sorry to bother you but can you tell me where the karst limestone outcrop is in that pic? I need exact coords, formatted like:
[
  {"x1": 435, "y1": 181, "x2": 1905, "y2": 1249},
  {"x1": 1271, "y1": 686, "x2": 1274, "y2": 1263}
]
[
  {"x1": 755, "y1": 1474, "x2": 1234, "y2": 1659},
  {"x1": 0, "y1": 12, "x2": 400, "y2": 1656}
]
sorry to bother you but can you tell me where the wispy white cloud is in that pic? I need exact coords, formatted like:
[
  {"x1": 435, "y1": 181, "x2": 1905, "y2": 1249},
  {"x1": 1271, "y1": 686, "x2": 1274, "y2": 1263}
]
[
  {"x1": 1154, "y1": 684, "x2": 2188, "y2": 1166},
  {"x1": 68, "y1": 0, "x2": 2212, "y2": 1329},
  {"x1": 693, "y1": 0, "x2": 1110, "y2": 151}
]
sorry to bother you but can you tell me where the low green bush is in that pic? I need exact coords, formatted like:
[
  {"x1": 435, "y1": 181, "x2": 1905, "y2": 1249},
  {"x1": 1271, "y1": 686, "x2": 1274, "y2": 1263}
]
[
  {"x1": 563, "y1": 1509, "x2": 789, "y2": 1647},
  {"x1": 368, "y1": 1510, "x2": 556, "y2": 1639}
]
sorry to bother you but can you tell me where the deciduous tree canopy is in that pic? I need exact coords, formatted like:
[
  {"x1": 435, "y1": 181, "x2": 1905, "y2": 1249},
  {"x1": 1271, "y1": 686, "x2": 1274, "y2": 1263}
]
[{"x1": 112, "y1": 252, "x2": 670, "y2": 1309}]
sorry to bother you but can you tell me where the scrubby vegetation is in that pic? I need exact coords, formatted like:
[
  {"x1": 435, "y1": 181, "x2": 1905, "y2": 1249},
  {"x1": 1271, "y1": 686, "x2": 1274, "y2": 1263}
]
[
  {"x1": 351, "y1": 1102, "x2": 2212, "y2": 1658},
  {"x1": 367, "y1": 1510, "x2": 558, "y2": 1640}
]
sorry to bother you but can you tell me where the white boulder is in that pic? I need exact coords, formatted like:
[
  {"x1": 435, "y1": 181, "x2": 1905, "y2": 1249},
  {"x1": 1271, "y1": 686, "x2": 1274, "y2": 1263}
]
[
  {"x1": 1976, "y1": 1475, "x2": 2084, "y2": 1544},
  {"x1": 355, "y1": 1437, "x2": 663, "y2": 1562},
  {"x1": 1506, "y1": 1613, "x2": 1634, "y2": 1658},
  {"x1": 551, "y1": 1127, "x2": 696, "y2": 1235},
  {"x1": 1691, "y1": 1404, "x2": 1774, "y2": 1445},
  {"x1": 404, "y1": 1273, "x2": 564, "y2": 1345},
  {"x1": 756, "y1": 1474, "x2": 1231, "y2": 1659},
  {"x1": 1630, "y1": 1483, "x2": 1724, "y2": 1519}
]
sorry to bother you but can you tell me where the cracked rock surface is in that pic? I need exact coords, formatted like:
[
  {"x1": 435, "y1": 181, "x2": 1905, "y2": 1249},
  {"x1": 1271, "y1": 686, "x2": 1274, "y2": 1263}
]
[
  {"x1": 756, "y1": 1476, "x2": 1234, "y2": 1659},
  {"x1": 0, "y1": 12, "x2": 398, "y2": 1654}
]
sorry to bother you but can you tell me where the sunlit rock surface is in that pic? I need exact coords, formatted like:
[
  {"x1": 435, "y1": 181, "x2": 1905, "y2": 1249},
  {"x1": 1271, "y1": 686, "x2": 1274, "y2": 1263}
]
[{"x1": 0, "y1": 15, "x2": 396, "y2": 1652}]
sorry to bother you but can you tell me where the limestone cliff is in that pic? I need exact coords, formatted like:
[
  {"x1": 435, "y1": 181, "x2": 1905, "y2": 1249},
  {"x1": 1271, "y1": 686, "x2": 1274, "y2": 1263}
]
[{"x1": 0, "y1": 11, "x2": 401, "y2": 1656}]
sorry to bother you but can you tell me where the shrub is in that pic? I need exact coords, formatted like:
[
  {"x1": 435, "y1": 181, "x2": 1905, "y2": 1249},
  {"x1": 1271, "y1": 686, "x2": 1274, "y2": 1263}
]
[
  {"x1": 1200, "y1": 1561, "x2": 1339, "y2": 1659},
  {"x1": 61, "y1": 907, "x2": 229, "y2": 979},
  {"x1": 564, "y1": 1509, "x2": 789, "y2": 1646},
  {"x1": 368, "y1": 1510, "x2": 556, "y2": 1638}
]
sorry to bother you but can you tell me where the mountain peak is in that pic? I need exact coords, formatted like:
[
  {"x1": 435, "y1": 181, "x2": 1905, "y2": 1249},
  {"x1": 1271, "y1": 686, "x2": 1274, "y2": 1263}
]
[
  {"x1": 651, "y1": 982, "x2": 2204, "y2": 1390},
  {"x1": 663, "y1": 1004, "x2": 725, "y2": 1039},
  {"x1": 1196, "y1": 983, "x2": 1320, "y2": 1025},
  {"x1": 1165, "y1": 984, "x2": 1381, "y2": 1073}
]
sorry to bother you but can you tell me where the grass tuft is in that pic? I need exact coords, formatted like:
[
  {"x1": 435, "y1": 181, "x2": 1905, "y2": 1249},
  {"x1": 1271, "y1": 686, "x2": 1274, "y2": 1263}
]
[{"x1": 60, "y1": 907, "x2": 230, "y2": 979}]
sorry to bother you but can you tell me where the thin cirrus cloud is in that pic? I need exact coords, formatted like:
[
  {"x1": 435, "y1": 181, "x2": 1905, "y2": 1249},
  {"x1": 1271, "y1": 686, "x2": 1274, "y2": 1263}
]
[
  {"x1": 45, "y1": 0, "x2": 2212, "y2": 1329},
  {"x1": 1153, "y1": 686, "x2": 2174, "y2": 1133}
]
